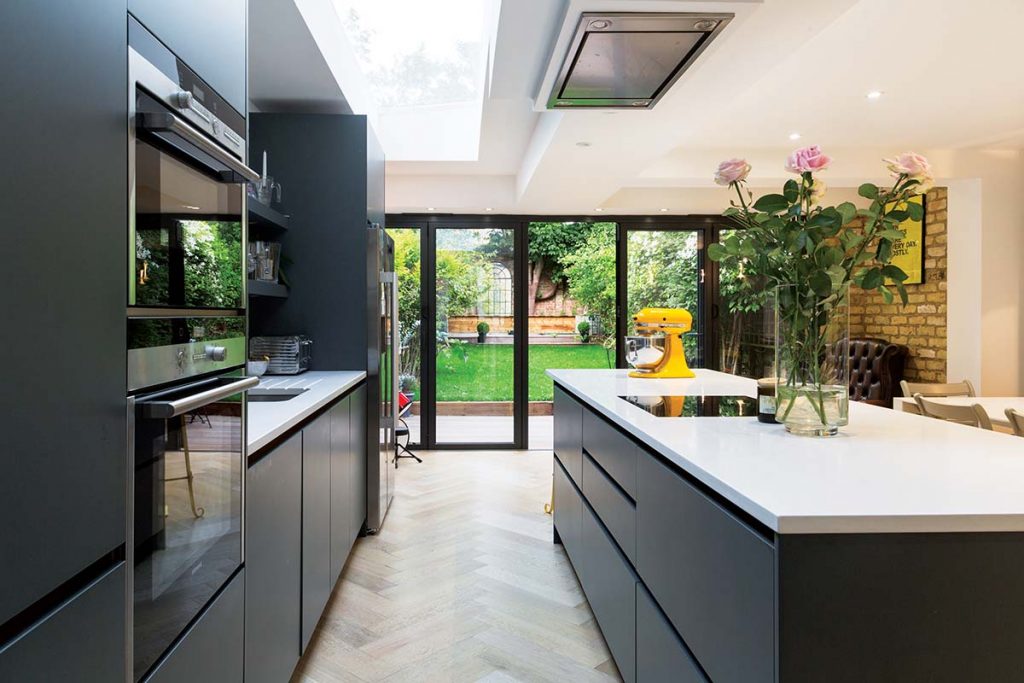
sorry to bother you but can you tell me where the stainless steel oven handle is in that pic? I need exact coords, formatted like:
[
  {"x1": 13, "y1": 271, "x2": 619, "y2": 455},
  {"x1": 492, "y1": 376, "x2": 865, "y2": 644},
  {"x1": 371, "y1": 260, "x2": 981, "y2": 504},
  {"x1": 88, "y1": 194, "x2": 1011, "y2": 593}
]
[
  {"x1": 141, "y1": 376, "x2": 259, "y2": 419},
  {"x1": 136, "y1": 111, "x2": 260, "y2": 183}
]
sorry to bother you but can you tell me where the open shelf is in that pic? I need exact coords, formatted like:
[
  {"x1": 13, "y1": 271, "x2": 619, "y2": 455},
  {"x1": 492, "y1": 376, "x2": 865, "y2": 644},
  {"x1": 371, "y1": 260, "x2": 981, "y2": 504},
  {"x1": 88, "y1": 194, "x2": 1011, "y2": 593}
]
[
  {"x1": 248, "y1": 200, "x2": 291, "y2": 233},
  {"x1": 248, "y1": 280, "x2": 289, "y2": 298}
]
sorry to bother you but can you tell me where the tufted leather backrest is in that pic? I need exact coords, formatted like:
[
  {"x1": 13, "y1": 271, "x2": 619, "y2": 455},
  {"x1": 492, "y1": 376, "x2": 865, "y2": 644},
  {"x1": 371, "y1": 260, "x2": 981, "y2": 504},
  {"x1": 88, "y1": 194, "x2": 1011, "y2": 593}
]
[{"x1": 832, "y1": 338, "x2": 910, "y2": 407}]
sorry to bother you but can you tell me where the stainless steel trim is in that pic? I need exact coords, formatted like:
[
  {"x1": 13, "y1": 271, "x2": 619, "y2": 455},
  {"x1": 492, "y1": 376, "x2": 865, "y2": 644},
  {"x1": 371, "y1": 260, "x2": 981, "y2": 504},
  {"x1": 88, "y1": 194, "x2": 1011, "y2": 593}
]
[
  {"x1": 137, "y1": 111, "x2": 260, "y2": 183},
  {"x1": 546, "y1": 12, "x2": 733, "y2": 110},
  {"x1": 140, "y1": 376, "x2": 258, "y2": 418},
  {"x1": 128, "y1": 336, "x2": 246, "y2": 391},
  {"x1": 125, "y1": 397, "x2": 135, "y2": 683}
]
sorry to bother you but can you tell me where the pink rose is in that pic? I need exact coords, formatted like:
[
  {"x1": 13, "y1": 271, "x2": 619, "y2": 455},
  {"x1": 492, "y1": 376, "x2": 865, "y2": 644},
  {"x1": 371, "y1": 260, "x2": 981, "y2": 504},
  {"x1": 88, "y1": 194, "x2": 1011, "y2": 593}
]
[
  {"x1": 714, "y1": 158, "x2": 751, "y2": 186},
  {"x1": 884, "y1": 151, "x2": 931, "y2": 178},
  {"x1": 785, "y1": 145, "x2": 832, "y2": 174}
]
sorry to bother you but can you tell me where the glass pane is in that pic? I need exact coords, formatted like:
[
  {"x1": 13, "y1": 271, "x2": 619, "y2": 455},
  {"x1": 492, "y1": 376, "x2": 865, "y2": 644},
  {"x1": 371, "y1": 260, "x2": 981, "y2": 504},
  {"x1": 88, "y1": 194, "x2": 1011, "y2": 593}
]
[
  {"x1": 716, "y1": 228, "x2": 775, "y2": 378},
  {"x1": 388, "y1": 228, "x2": 422, "y2": 445},
  {"x1": 527, "y1": 221, "x2": 617, "y2": 449},
  {"x1": 434, "y1": 227, "x2": 515, "y2": 444},
  {"x1": 626, "y1": 229, "x2": 704, "y2": 367}
]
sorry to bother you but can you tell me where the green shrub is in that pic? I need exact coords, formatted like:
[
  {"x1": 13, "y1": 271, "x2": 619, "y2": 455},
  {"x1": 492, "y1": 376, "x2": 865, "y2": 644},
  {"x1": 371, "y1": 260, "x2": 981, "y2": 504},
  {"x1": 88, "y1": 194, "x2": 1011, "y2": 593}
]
[{"x1": 476, "y1": 321, "x2": 490, "y2": 335}]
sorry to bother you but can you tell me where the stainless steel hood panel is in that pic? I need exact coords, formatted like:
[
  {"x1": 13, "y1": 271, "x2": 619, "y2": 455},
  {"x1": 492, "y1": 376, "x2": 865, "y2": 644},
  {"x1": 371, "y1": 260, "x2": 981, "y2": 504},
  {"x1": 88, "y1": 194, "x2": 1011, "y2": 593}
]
[{"x1": 547, "y1": 12, "x2": 733, "y2": 110}]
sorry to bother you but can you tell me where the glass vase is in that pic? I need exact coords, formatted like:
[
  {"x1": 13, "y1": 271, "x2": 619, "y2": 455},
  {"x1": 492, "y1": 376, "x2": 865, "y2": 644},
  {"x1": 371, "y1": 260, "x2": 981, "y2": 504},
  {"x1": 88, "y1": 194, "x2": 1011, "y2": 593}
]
[{"x1": 774, "y1": 284, "x2": 850, "y2": 437}]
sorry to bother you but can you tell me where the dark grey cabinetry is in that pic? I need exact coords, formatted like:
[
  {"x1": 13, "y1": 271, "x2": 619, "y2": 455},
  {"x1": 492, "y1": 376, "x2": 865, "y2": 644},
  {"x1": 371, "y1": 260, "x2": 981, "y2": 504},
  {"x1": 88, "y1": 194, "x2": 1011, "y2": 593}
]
[
  {"x1": 553, "y1": 386, "x2": 584, "y2": 485},
  {"x1": 0, "y1": 564, "x2": 125, "y2": 682},
  {"x1": 636, "y1": 583, "x2": 706, "y2": 683},
  {"x1": 1, "y1": 0, "x2": 126, "y2": 629},
  {"x1": 553, "y1": 457, "x2": 582, "y2": 562},
  {"x1": 330, "y1": 396, "x2": 353, "y2": 582},
  {"x1": 350, "y1": 385, "x2": 368, "y2": 540},
  {"x1": 302, "y1": 413, "x2": 333, "y2": 651},
  {"x1": 579, "y1": 503, "x2": 637, "y2": 683},
  {"x1": 146, "y1": 570, "x2": 244, "y2": 683},
  {"x1": 582, "y1": 453, "x2": 637, "y2": 565},
  {"x1": 637, "y1": 454, "x2": 775, "y2": 683},
  {"x1": 582, "y1": 410, "x2": 637, "y2": 498},
  {"x1": 246, "y1": 433, "x2": 302, "y2": 683},
  {"x1": 128, "y1": 0, "x2": 247, "y2": 114}
]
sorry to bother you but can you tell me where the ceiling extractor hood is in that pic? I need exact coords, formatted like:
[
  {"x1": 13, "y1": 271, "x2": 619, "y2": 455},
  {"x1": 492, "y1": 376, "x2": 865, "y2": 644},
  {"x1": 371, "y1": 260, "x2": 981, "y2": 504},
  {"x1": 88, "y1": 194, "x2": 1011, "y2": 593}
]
[{"x1": 546, "y1": 12, "x2": 732, "y2": 110}]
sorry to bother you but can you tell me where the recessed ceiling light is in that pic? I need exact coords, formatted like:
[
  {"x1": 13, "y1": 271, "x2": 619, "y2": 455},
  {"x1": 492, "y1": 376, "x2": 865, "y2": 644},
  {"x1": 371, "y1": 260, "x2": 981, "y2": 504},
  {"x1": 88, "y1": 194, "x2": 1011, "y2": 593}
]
[
  {"x1": 427, "y1": 207, "x2": 435, "y2": 211},
  {"x1": 866, "y1": 90, "x2": 883, "y2": 100},
  {"x1": 485, "y1": 207, "x2": 493, "y2": 212},
  {"x1": 788, "y1": 132, "x2": 801, "y2": 141},
  {"x1": 659, "y1": 208, "x2": 669, "y2": 212},
  {"x1": 182, "y1": 204, "x2": 201, "y2": 210},
  {"x1": 576, "y1": 141, "x2": 591, "y2": 147},
  {"x1": 595, "y1": 208, "x2": 604, "y2": 212}
]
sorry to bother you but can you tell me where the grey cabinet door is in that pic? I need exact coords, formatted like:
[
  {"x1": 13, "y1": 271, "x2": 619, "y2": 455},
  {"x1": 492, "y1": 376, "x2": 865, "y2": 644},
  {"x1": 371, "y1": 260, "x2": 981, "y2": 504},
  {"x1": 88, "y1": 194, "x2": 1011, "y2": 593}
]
[
  {"x1": 245, "y1": 434, "x2": 302, "y2": 683},
  {"x1": 553, "y1": 458, "x2": 582, "y2": 564},
  {"x1": 582, "y1": 453, "x2": 637, "y2": 565},
  {"x1": 579, "y1": 503, "x2": 637, "y2": 683},
  {"x1": 554, "y1": 386, "x2": 584, "y2": 485},
  {"x1": 636, "y1": 583, "x2": 707, "y2": 683},
  {"x1": 146, "y1": 570, "x2": 244, "y2": 683},
  {"x1": 302, "y1": 413, "x2": 333, "y2": 651},
  {"x1": 582, "y1": 410, "x2": 637, "y2": 498},
  {"x1": 0, "y1": 563, "x2": 125, "y2": 683},
  {"x1": 1, "y1": 0, "x2": 126, "y2": 626},
  {"x1": 330, "y1": 396, "x2": 353, "y2": 582},
  {"x1": 637, "y1": 455, "x2": 775, "y2": 683},
  {"x1": 128, "y1": 0, "x2": 247, "y2": 113},
  {"x1": 350, "y1": 385, "x2": 368, "y2": 540}
]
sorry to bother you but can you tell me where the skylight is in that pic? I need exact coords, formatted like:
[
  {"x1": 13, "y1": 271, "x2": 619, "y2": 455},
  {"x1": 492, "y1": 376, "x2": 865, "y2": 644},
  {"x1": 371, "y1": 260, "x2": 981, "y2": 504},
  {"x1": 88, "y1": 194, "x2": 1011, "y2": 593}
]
[{"x1": 334, "y1": 0, "x2": 492, "y2": 111}]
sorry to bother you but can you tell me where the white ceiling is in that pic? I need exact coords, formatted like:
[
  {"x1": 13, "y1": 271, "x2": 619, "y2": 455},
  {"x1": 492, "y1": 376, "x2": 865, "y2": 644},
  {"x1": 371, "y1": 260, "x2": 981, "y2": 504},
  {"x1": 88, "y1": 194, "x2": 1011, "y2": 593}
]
[{"x1": 252, "y1": 0, "x2": 1024, "y2": 214}]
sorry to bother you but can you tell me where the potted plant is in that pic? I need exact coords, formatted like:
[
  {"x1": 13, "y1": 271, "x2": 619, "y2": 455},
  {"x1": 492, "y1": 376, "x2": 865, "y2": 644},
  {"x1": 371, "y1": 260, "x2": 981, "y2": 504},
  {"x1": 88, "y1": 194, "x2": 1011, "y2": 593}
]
[
  {"x1": 577, "y1": 320, "x2": 591, "y2": 343},
  {"x1": 476, "y1": 321, "x2": 490, "y2": 344},
  {"x1": 708, "y1": 148, "x2": 931, "y2": 436}
]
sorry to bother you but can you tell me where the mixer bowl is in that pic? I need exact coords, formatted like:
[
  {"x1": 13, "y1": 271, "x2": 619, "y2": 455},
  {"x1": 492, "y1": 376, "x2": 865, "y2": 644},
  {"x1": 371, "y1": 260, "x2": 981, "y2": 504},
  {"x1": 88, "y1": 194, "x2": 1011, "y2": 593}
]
[{"x1": 625, "y1": 335, "x2": 667, "y2": 369}]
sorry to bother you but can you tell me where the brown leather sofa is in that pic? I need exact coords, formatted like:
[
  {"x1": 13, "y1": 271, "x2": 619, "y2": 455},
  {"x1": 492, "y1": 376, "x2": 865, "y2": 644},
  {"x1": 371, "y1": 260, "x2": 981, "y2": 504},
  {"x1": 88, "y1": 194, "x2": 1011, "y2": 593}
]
[{"x1": 833, "y1": 338, "x2": 910, "y2": 407}]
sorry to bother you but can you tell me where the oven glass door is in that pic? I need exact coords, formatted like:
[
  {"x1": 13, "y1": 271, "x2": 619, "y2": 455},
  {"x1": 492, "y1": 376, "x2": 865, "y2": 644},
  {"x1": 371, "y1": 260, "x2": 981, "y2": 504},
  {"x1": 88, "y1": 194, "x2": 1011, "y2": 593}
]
[
  {"x1": 132, "y1": 124, "x2": 244, "y2": 310},
  {"x1": 132, "y1": 374, "x2": 245, "y2": 680}
]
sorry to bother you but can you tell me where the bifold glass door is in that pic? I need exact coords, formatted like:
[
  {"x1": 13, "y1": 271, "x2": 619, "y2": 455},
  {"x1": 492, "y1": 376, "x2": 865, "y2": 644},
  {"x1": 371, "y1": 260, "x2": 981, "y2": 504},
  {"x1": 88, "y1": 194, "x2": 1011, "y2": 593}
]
[{"x1": 431, "y1": 226, "x2": 519, "y2": 446}]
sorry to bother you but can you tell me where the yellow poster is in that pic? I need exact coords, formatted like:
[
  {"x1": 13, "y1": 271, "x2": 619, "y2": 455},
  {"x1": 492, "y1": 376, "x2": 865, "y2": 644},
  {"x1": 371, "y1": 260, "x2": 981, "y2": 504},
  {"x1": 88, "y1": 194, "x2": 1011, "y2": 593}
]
[{"x1": 886, "y1": 194, "x2": 924, "y2": 285}]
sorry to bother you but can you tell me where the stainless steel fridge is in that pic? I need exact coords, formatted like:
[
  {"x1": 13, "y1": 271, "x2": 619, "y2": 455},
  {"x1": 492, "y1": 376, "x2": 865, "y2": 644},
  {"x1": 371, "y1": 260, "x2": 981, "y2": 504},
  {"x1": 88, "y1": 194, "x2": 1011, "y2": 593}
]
[{"x1": 366, "y1": 223, "x2": 397, "y2": 532}]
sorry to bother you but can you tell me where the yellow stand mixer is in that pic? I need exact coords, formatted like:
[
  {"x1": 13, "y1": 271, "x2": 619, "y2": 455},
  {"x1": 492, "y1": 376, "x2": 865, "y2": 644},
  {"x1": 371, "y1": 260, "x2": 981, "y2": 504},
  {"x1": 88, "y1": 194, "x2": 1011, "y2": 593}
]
[{"x1": 625, "y1": 308, "x2": 696, "y2": 379}]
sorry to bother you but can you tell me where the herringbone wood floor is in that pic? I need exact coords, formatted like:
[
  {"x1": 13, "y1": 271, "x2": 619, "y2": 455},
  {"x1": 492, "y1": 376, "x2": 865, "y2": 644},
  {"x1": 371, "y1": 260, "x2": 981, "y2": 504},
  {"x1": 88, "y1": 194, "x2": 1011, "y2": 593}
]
[{"x1": 292, "y1": 450, "x2": 621, "y2": 683}]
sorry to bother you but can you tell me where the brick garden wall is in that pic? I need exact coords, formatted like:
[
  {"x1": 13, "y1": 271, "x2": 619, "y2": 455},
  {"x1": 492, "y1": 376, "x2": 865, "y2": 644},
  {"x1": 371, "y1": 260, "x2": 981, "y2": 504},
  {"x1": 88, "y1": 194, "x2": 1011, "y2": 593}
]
[{"x1": 849, "y1": 187, "x2": 948, "y2": 383}]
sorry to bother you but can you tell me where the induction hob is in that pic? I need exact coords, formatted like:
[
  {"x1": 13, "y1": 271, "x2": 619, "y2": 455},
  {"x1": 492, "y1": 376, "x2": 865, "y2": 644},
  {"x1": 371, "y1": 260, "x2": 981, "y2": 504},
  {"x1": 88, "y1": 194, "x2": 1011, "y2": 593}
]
[{"x1": 619, "y1": 394, "x2": 757, "y2": 417}]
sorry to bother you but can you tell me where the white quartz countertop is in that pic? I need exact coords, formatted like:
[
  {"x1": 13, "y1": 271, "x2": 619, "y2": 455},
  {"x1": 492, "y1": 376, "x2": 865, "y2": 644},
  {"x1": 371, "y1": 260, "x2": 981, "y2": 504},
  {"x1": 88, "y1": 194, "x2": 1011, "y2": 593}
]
[
  {"x1": 247, "y1": 371, "x2": 366, "y2": 454},
  {"x1": 548, "y1": 369, "x2": 1024, "y2": 534}
]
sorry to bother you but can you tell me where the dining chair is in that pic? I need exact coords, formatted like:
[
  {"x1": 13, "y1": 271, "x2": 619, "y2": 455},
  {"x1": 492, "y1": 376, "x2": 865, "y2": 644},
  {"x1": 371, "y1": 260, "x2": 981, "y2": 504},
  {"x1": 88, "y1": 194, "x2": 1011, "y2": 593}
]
[
  {"x1": 900, "y1": 379, "x2": 977, "y2": 398},
  {"x1": 913, "y1": 394, "x2": 993, "y2": 430},
  {"x1": 1005, "y1": 408, "x2": 1024, "y2": 437}
]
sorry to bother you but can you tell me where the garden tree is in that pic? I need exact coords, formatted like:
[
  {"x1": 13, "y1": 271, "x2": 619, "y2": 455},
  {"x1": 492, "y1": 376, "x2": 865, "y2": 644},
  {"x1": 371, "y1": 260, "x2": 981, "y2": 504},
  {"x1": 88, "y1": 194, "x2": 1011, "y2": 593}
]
[
  {"x1": 390, "y1": 229, "x2": 422, "y2": 385},
  {"x1": 481, "y1": 222, "x2": 602, "y2": 315},
  {"x1": 560, "y1": 223, "x2": 616, "y2": 338},
  {"x1": 626, "y1": 231, "x2": 701, "y2": 327}
]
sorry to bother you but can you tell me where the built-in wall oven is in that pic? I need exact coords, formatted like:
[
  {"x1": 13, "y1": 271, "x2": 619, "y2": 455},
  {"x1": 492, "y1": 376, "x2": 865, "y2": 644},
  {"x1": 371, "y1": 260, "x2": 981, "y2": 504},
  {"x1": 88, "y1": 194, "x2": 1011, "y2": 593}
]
[{"x1": 128, "y1": 17, "x2": 257, "y2": 682}]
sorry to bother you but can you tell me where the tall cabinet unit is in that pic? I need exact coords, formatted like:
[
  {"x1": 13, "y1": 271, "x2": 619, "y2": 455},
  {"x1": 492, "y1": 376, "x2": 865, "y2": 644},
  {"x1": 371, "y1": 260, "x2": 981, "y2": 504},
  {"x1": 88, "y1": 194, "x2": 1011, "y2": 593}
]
[{"x1": 0, "y1": 2, "x2": 128, "y2": 677}]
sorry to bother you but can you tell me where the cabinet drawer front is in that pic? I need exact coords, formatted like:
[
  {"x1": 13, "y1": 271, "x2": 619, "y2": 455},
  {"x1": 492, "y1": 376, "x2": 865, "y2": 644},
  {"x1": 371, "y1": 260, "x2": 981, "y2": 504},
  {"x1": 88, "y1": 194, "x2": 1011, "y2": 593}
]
[
  {"x1": 582, "y1": 452, "x2": 636, "y2": 565},
  {"x1": 553, "y1": 458, "x2": 582, "y2": 564},
  {"x1": 637, "y1": 582, "x2": 708, "y2": 683},
  {"x1": 554, "y1": 385, "x2": 584, "y2": 486},
  {"x1": 583, "y1": 409, "x2": 637, "y2": 498},
  {"x1": 637, "y1": 455, "x2": 775, "y2": 683},
  {"x1": 580, "y1": 504, "x2": 637, "y2": 683}
]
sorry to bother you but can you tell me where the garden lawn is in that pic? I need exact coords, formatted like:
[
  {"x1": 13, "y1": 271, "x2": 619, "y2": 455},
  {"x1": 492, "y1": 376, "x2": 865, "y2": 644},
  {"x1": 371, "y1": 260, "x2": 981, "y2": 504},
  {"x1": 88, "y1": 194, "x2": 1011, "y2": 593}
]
[{"x1": 433, "y1": 343, "x2": 610, "y2": 402}]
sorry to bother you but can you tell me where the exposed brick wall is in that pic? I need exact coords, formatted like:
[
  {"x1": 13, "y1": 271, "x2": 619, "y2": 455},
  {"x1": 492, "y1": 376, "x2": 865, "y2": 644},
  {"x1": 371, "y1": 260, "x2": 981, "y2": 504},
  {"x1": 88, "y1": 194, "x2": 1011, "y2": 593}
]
[{"x1": 849, "y1": 187, "x2": 948, "y2": 383}]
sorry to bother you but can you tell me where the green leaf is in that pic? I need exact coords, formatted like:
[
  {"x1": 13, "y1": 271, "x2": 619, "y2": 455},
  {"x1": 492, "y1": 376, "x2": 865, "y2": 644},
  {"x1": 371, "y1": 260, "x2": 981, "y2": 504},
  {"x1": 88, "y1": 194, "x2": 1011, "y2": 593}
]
[
  {"x1": 879, "y1": 285, "x2": 894, "y2": 305},
  {"x1": 885, "y1": 210, "x2": 909, "y2": 224},
  {"x1": 876, "y1": 239, "x2": 893, "y2": 263},
  {"x1": 861, "y1": 268, "x2": 882, "y2": 289},
  {"x1": 877, "y1": 228, "x2": 906, "y2": 240},
  {"x1": 881, "y1": 264, "x2": 908, "y2": 282},
  {"x1": 783, "y1": 179, "x2": 799, "y2": 202},
  {"x1": 858, "y1": 183, "x2": 879, "y2": 199},
  {"x1": 723, "y1": 206, "x2": 741, "y2": 216},
  {"x1": 826, "y1": 264, "x2": 847, "y2": 287},
  {"x1": 831, "y1": 202, "x2": 854, "y2": 226},
  {"x1": 905, "y1": 200, "x2": 924, "y2": 221},
  {"x1": 809, "y1": 270, "x2": 832, "y2": 296},
  {"x1": 707, "y1": 243, "x2": 727, "y2": 261},
  {"x1": 895, "y1": 281, "x2": 909, "y2": 305},
  {"x1": 752, "y1": 194, "x2": 790, "y2": 213}
]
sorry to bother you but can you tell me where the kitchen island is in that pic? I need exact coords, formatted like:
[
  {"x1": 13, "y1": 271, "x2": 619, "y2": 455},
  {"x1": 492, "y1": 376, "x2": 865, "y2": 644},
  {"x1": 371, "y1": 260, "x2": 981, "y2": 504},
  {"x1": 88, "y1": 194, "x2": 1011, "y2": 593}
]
[{"x1": 548, "y1": 368, "x2": 1024, "y2": 683}]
